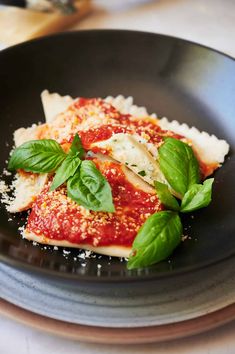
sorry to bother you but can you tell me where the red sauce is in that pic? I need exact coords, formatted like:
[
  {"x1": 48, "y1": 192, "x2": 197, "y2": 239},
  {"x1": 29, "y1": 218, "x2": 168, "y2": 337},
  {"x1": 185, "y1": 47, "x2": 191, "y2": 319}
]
[
  {"x1": 55, "y1": 98, "x2": 189, "y2": 157},
  {"x1": 126, "y1": 118, "x2": 184, "y2": 145},
  {"x1": 64, "y1": 105, "x2": 184, "y2": 155},
  {"x1": 26, "y1": 97, "x2": 219, "y2": 248},
  {"x1": 54, "y1": 96, "x2": 219, "y2": 183},
  {"x1": 64, "y1": 97, "x2": 218, "y2": 178},
  {"x1": 74, "y1": 98, "x2": 121, "y2": 120},
  {"x1": 199, "y1": 160, "x2": 219, "y2": 179},
  {"x1": 78, "y1": 124, "x2": 131, "y2": 150},
  {"x1": 27, "y1": 160, "x2": 162, "y2": 247}
]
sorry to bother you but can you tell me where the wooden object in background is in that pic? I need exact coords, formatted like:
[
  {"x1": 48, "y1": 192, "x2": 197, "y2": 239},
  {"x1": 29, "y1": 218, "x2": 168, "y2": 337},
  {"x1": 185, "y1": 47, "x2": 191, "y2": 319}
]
[{"x1": 0, "y1": 0, "x2": 91, "y2": 45}]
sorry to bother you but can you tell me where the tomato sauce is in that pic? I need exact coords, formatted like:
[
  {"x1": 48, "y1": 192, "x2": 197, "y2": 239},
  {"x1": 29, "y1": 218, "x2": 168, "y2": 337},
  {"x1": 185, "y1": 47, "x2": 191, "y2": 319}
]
[
  {"x1": 78, "y1": 124, "x2": 131, "y2": 150},
  {"x1": 199, "y1": 160, "x2": 218, "y2": 179},
  {"x1": 68, "y1": 98, "x2": 186, "y2": 152},
  {"x1": 26, "y1": 97, "x2": 218, "y2": 248},
  {"x1": 27, "y1": 161, "x2": 162, "y2": 247}
]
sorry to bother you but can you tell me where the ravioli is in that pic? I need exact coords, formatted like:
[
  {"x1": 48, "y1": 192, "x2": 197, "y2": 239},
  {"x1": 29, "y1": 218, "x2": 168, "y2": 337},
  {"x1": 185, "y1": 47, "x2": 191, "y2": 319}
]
[
  {"x1": 41, "y1": 91, "x2": 230, "y2": 179},
  {"x1": 8, "y1": 91, "x2": 229, "y2": 258},
  {"x1": 23, "y1": 158, "x2": 160, "y2": 257}
]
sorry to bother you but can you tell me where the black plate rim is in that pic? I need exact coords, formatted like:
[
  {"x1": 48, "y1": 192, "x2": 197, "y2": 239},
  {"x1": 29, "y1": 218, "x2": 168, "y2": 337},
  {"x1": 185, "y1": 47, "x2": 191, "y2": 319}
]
[
  {"x1": 1, "y1": 249, "x2": 235, "y2": 284},
  {"x1": 1, "y1": 29, "x2": 235, "y2": 62}
]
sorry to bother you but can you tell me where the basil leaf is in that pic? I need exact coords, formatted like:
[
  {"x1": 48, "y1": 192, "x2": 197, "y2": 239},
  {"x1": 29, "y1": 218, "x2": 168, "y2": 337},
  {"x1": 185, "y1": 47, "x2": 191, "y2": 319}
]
[
  {"x1": 68, "y1": 134, "x2": 85, "y2": 159},
  {"x1": 180, "y1": 178, "x2": 214, "y2": 213},
  {"x1": 50, "y1": 155, "x2": 81, "y2": 191},
  {"x1": 127, "y1": 211, "x2": 182, "y2": 269},
  {"x1": 154, "y1": 181, "x2": 180, "y2": 211},
  {"x1": 8, "y1": 140, "x2": 66, "y2": 173},
  {"x1": 67, "y1": 160, "x2": 115, "y2": 212},
  {"x1": 159, "y1": 138, "x2": 200, "y2": 198}
]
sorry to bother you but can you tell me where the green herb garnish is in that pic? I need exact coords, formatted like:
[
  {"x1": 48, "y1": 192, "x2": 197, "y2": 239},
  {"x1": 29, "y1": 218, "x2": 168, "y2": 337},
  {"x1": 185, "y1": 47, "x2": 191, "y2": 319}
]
[
  {"x1": 67, "y1": 160, "x2": 115, "y2": 212},
  {"x1": 8, "y1": 133, "x2": 215, "y2": 270},
  {"x1": 128, "y1": 211, "x2": 182, "y2": 269},
  {"x1": 138, "y1": 170, "x2": 146, "y2": 177},
  {"x1": 159, "y1": 137, "x2": 200, "y2": 198},
  {"x1": 180, "y1": 178, "x2": 214, "y2": 213},
  {"x1": 8, "y1": 134, "x2": 114, "y2": 213},
  {"x1": 8, "y1": 139, "x2": 66, "y2": 173},
  {"x1": 50, "y1": 134, "x2": 84, "y2": 191},
  {"x1": 50, "y1": 155, "x2": 81, "y2": 191},
  {"x1": 154, "y1": 181, "x2": 180, "y2": 211},
  {"x1": 128, "y1": 137, "x2": 214, "y2": 270}
]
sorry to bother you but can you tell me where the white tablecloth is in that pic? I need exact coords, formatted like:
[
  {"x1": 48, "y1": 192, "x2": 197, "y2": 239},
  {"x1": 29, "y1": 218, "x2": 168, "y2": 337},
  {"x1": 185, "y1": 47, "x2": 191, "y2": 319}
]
[{"x1": 1, "y1": 0, "x2": 235, "y2": 353}]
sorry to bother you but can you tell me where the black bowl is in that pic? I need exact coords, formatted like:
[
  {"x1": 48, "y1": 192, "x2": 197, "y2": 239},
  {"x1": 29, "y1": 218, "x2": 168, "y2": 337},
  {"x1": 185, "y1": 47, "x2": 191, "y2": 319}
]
[{"x1": 0, "y1": 30, "x2": 234, "y2": 282}]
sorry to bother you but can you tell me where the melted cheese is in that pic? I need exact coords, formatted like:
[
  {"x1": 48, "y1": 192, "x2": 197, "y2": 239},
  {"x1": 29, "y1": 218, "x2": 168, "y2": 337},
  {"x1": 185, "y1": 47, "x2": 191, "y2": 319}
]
[
  {"x1": 92, "y1": 133, "x2": 166, "y2": 186},
  {"x1": 93, "y1": 153, "x2": 155, "y2": 194}
]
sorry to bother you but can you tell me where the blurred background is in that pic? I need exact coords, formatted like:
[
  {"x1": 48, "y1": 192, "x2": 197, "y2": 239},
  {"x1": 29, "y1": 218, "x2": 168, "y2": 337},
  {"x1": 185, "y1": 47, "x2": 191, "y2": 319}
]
[{"x1": 0, "y1": 0, "x2": 235, "y2": 57}]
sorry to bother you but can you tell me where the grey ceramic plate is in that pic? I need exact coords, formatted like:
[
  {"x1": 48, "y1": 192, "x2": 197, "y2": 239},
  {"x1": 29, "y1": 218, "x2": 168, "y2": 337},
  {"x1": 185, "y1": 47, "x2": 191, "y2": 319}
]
[{"x1": 1, "y1": 256, "x2": 235, "y2": 328}]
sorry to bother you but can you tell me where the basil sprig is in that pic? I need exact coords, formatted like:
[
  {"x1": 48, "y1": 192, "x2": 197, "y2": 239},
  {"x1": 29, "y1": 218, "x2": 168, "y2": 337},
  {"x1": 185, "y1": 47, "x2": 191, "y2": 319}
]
[
  {"x1": 50, "y1": 134, "x2": 84, "y2": 191},
  {"x1": 50, "y1": 155, "x2": 81, "y2": 191},
  {"x1": 68, "y1": 160, "x2": 115, "y2": 212},
  {"x1": 68, "y1": 133, "x2": 85, "y2": 159},
  {"x1": 127, "y1": 211, "x2": 182, "y2": 269},
  {"x1": 154, "y1": 181, "x2": 180, "y2": 211},
  {"x1": 155, "y1": 179, "x2": 214, "y2": 213},
  {"x1": 156, "y1": 138, "x2": 214, "y2": 213},
  {"x1": 180, "y1": 178, "x2": 214, "y2": 212},
  {"x1": 128, "y1": 137, "x2": 214, "y2": 270},
  {"x1": 9, "y1": 133, "x2": 215, "y2": 269},
  {"x1": 8, "y1": 140, "x2": 67, "y2": 173},
  {"x1": 159, "y1": 137, "x2": 200, "y2": 198},
  {"x1": 8, "y1": 134, "x2": 115, "y2": 213}
]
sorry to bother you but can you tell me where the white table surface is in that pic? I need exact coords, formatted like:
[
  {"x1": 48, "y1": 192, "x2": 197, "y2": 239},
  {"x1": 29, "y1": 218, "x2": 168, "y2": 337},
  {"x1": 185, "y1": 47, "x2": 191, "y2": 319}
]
[{"x1": 1, "y1": 0, "x2": 235, "y2": 353}]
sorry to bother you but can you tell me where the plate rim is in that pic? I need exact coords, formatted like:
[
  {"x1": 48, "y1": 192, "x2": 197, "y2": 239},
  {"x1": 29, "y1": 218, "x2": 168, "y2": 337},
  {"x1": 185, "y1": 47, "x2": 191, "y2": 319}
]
[
  {"x1": 1, "y1": 298, "x2": 235, "y2": 344},
  {"x1": 1, "y1": 28, "x2": 235, "y2": 61},
  {"x1": 1, "y1": 250, "x2": 235, "y2": 283}
]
